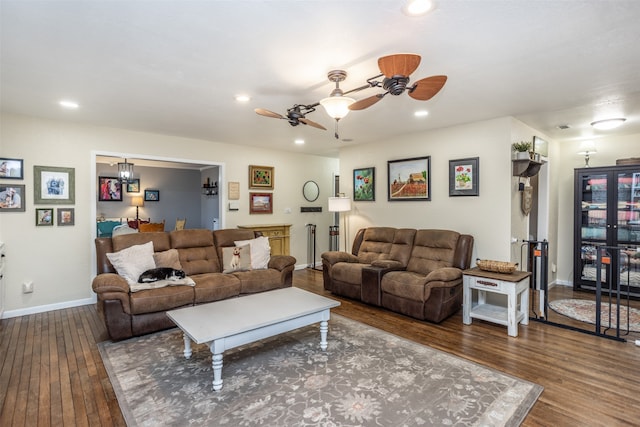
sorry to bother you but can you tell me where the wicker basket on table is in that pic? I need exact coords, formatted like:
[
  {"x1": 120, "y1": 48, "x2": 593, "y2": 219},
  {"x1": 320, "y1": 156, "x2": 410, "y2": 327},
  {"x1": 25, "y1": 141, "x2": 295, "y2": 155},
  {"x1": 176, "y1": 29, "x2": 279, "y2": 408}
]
[{"x1": 476, "y1": 259, "x2": 518, "y2": 274}]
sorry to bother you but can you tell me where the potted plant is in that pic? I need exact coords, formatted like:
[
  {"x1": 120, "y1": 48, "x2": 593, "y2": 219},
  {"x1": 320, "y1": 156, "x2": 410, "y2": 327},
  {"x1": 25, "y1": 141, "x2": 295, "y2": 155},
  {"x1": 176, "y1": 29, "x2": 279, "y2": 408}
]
[{"x1": 512, "y1": 141, "x2": 532, "y2": 160}]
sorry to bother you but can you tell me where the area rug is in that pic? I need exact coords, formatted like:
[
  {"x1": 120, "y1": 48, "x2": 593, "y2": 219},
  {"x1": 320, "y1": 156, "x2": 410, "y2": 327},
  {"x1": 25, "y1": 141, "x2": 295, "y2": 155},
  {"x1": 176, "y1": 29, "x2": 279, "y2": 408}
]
[
  {"x1": 549, "y1": 298, "x2": 640, "y2": 332},
  {"x1": 98, "y1": 315, "x2": 542, "y2": 427}
]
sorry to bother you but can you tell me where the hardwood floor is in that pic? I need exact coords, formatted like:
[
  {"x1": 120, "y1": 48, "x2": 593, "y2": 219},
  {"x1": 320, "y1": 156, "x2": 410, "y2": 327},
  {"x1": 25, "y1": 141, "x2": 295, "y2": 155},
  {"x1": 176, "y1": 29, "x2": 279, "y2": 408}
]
[{"x1": 1, "y1": 269, "x2": 639, "y2": 426}]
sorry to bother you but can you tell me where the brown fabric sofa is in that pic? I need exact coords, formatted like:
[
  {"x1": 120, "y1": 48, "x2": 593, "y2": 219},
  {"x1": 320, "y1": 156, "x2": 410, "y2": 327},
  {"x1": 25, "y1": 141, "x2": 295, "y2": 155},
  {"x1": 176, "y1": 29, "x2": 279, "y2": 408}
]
[
  {"x1": 322, "y1": 227, "x2": 473, "y2": 323},
  {"x1": 92, "y1": 228, "x2": 296, "y2": 341}
]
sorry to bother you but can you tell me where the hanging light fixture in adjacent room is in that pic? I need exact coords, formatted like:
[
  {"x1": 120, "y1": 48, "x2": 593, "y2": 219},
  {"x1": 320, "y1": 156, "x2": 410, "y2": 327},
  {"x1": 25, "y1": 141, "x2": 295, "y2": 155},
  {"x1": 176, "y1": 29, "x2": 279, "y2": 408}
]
[{"x1": 118, "y1": 159, "x2": 134, "y2": 183}]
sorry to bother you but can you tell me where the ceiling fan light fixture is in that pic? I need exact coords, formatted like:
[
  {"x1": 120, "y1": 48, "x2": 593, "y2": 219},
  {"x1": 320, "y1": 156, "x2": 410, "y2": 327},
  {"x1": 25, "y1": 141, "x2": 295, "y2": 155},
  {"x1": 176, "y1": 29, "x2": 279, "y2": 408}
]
[
  {"x1": 320, "y1": 95, "x2": 355, "y2": 120},
  {"x1": 590, "y1": 118, "x2": 626, "y2": 130}
]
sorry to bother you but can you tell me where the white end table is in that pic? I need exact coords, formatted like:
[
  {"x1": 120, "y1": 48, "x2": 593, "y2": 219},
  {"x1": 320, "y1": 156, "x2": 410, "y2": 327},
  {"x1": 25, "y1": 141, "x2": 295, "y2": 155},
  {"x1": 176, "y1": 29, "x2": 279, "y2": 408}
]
[{"x1": 463, "y1": 267, "x2": 531, "y2": 337}]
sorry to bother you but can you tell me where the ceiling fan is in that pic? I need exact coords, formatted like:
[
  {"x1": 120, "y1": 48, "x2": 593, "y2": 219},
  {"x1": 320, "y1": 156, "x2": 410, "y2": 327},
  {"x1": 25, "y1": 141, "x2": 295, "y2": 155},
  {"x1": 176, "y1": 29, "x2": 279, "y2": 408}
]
[
  {"x1": 348, "y1": 53, "x2": 447, "y2": 111},
  {"x1": 255, "y1": 104, "x2": 326, "y2": 130}
]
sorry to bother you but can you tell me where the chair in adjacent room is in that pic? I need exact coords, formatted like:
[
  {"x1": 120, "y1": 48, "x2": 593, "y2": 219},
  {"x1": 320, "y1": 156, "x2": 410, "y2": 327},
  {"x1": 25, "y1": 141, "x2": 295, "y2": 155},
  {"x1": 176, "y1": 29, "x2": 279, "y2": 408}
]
[
  {"x1": 138, "y1": 220, "x2": 165, "y2": 232},
  {"x1": 174, "y1": 218, "x2": 186, "y2": 231}
]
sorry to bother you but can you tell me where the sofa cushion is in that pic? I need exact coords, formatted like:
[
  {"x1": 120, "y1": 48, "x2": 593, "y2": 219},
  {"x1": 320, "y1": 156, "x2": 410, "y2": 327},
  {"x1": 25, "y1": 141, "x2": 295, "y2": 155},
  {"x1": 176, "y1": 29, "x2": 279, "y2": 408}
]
[
  {"x1": 129, "y1": 284, "x2": 195, "y2": 315},
  {"x1": 233, "y1": 269, "x2": 285, "y2": 294},
  {"x1": 381, "y1": 270, "x2": 427, "y2": 302},
  {"x1": 406, "y1": 230, "x2": 460, "y2": 275},
  {"x1": 106, "y1": 241, "x2": 156, "y2": 286},
  {"x1": 222, "y1": 245, "x2": 252, "y2": 273},
  {"x1": 356, "y1": 227, "x2": 397, "y2": 263},
  {"x1": 170, "y1": 229, "x2": 221, "y2": 274},
  {"x1": 191, "y1": 273, "x2": 242, "y2": 304},
  {"x1": 153, "y1": 249, "x2": 183, "y2": 270},
  {"x1": 332, "y1": 262, "x2": 370, "y2": 285},
  {"x1": 234, "y1": 236, "x2": 271, "y2": 269},
  {"x1": 111, "y1": 232, "x2": 171, "y2": 253}
]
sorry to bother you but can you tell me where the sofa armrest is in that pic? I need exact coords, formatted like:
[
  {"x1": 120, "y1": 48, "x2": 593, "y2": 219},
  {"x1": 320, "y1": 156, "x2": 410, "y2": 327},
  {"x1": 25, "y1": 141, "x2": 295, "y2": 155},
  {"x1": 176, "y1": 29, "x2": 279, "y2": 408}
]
[
  {"x1": 424, "y1": 267, "x2": 463, "y2": 287},
  {"x1": 321, "y1": 251, "x2": 359, "y2": 266},
  {"x1": 370, "y1": 259, "x2": 405, "y2": 270},
  {"x1": 92, "y1": 273, "x2": 130, "y2": 294},
  {"x1": 268, "y1": 255, "x2": 296, "y2": 271}
]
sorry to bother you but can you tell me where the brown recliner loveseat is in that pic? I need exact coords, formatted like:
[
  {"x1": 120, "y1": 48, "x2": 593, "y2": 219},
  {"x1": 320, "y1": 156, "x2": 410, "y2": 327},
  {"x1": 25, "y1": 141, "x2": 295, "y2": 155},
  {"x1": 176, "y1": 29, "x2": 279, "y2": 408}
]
[
  {"x1": 92, "y1": 228, "x2": 296, "y2": 341},
  {"x1": 322, "y1": 227, "x2": 473, "y2": 323}
]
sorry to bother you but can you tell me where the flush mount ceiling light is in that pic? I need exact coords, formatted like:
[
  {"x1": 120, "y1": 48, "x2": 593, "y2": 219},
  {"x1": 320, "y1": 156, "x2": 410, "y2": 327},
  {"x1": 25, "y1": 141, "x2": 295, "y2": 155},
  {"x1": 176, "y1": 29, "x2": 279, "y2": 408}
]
[
  {"x1": 117, "y1": 159, "x2": 134, "y2": 183},
  {"x1": 402, "y1": 0, "x2": 436, "y2": 16},
  {"x1": 414, "y1": 110, "x2": 429, "y2": 117},
  {"x1": 590, "y1": 118, "x2": 626, "y2": 130},
  {"x1": 59, "y1": 100, "x2": 79, "y2": 109},
  {"x1": 235, "y1": 94, "x2": 251, "y2": 102}
]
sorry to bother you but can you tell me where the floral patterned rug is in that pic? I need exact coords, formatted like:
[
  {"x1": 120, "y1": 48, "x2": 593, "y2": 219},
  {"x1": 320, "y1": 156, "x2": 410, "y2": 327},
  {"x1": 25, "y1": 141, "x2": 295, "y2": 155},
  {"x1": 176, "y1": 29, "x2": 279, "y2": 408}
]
[
  {"x1": 549, "y1": 298, "x2": 640, "y2": 333},
  {"x1": 98, "y1": 315, "x2": 542, "y2": 426}
]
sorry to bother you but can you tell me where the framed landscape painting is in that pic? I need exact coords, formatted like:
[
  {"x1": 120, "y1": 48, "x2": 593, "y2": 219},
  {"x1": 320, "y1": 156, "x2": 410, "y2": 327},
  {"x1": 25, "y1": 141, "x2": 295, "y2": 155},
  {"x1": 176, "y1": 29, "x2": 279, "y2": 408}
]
[
  {"x1": 353, "y1": 167, "x2": 375, "y2": 201},
  {"x1": 249, "y1": 192, "x2": 273, "y2": 214},
  {"x1": 449, "y1": 157, "x2": 479, "y2": 197},
  {"x1": 387, "y1": 156, "x2": 431, "y2": 201}
]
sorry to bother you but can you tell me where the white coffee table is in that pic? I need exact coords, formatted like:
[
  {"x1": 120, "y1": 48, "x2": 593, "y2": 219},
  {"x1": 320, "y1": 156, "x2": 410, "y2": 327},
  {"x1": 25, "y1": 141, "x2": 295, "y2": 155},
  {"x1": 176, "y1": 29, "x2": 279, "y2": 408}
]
[{"x1": 166, "y1": 287, "x2": 340, "y2": 391}]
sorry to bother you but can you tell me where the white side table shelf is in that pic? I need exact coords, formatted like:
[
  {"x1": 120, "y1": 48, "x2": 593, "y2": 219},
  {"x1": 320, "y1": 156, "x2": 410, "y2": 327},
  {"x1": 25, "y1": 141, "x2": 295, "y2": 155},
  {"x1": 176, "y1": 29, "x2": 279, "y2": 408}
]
[{"x1": 463, "y1": 267, "x2": 531, "y2": 337}]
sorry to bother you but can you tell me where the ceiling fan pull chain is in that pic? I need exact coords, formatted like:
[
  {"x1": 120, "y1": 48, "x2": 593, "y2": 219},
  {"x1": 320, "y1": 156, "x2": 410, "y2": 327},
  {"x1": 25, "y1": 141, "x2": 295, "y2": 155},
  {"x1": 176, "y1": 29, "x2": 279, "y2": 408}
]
[{"x1": 334, "y1": 119, "x2": 340, "y2": 139}]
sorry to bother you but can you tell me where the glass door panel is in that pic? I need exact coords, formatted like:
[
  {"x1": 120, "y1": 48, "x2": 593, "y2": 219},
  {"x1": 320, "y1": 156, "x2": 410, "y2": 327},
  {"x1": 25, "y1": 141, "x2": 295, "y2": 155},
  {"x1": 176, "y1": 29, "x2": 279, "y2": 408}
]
[{"x1": 580, "y1": 173, "x2": 608, "y2": 243}]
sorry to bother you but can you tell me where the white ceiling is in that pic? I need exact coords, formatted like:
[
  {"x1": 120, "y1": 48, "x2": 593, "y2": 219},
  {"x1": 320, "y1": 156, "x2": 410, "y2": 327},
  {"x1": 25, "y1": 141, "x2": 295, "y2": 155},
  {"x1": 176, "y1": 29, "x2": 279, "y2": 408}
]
[{"x1": 2, "y1": 1, "x2": 640, "y2": 158}]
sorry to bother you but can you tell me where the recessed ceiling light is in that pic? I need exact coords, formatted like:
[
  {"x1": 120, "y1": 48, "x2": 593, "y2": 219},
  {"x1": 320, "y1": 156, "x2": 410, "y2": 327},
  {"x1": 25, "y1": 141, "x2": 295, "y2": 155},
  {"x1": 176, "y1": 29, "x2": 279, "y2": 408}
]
[
  {"x1": 59, "y1": 100, "x2": 79, "y2": 109},
  {"x1": 414, "y1": 110, "x2": 429, "y2": 117},
  {"x1": 294, "y1": 139, "x2": 305, "y2": 145},
  {"x1": 235, "y1": 95, "x2": 251, "y2": 102},
  {"x1": 590, "y1": 118, "x2": 626, "y2": 130},
  {"x1": 402, "y1": 0, "x2": 436, "y2": 17}
]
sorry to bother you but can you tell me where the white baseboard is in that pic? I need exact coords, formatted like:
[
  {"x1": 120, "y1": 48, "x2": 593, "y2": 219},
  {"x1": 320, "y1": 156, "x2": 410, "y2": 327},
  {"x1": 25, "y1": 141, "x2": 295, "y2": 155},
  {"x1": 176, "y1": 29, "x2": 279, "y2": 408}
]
[
  {"x1": 294, "y1": 262, "x2": 321, "y2": 270},
  {"x1": 2, "y1": 296, "x2": 96, "y2": 319}
]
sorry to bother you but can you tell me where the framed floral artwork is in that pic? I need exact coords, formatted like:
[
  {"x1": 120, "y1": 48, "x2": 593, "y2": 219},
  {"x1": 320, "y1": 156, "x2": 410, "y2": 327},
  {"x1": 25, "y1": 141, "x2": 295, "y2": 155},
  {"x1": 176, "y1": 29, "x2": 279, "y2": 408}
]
[
  {"x1": 387, "y1": 156, "x2": 430, "y2": 201},
  {"x1": 354, "y1": 167, "x2": 375, "y2": 201},
  {"x1": 449, "y1": 157, "x2": 479, "y2": 196},
  {"x1": 249, "y1": 165, "x2": 274, "y2": 190},
  {"x1": 249, "y1": 192, "x2": 273, "y2": 214}
]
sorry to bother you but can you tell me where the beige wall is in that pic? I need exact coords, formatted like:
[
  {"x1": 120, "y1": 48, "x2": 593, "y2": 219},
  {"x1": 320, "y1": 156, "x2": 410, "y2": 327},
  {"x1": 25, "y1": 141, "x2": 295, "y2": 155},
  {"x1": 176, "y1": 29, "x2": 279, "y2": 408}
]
[{"x1": 0, "y1": 113, "x2": 338, "y2": 315}]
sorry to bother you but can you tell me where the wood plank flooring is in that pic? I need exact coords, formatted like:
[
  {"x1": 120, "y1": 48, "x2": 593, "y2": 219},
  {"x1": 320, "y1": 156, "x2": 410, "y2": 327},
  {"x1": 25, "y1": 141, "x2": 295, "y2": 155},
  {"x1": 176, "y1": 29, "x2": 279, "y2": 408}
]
[{"x1": 1, "y1": 269, "x2": 639, "y2": 426}]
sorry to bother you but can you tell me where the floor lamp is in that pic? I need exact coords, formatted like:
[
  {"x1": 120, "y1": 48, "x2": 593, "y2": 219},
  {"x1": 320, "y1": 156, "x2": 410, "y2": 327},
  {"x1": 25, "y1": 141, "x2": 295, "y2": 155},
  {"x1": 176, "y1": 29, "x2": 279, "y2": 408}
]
[{"x1": 328, "y1": 195, "x2": 352, "y2": 251}]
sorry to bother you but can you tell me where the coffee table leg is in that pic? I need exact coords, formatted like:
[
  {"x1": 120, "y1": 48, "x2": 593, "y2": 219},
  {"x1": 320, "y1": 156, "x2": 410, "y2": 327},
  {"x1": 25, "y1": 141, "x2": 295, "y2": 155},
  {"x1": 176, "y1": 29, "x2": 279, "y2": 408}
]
[
  {"x1": 182, "y1": 333, "x2": 192, "y2": 359},
  {"x1": 211, "y1": 353, "x2": 224, "y2": 391},
  {"x1": 320, "y1": 320, "x2": 328, "y2": 351}
]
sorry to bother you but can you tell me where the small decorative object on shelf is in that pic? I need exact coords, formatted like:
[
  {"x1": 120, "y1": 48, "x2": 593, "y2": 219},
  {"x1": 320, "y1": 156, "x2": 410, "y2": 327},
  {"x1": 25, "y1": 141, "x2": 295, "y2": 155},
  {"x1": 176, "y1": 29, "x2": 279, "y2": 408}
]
[
  {"x1": 512, "y1": 141, "x2": 533, "y2": 160},
  {"x1": 202, "y1": 177, "x2": 218, "y2": 196},
  {"x1": 476, "y1": 259, "x2": 518, "y2": 274}
]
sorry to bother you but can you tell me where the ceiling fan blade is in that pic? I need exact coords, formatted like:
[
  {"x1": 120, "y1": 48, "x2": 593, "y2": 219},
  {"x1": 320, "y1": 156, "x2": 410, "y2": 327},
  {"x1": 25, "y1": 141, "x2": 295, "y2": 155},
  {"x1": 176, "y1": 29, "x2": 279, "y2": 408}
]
[
  {"x1": 255, "y1": 108, "x2": 285, "y2": 119},
  {"x1": 378, "y1": 54, "x2": 421, "y2": 78},
  {"x1": 349, "y1": 94, "x2": 384, "y2": 111},
  {"x1": 299, "y1": 117, "x2": 327, "y2": 130},
  {"x1": 408, "y1": 75, "x2": 448, "y2": 101}
]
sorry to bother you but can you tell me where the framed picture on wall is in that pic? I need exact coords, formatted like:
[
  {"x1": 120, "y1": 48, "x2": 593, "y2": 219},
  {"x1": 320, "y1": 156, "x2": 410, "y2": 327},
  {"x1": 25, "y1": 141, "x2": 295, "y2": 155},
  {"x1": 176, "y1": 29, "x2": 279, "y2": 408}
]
[
  {"x1": 249, "y1": 192, "x2": 273, "y2": 214},
  {"x1": 353, "y1": 167, "x2": 375, "y2": 201},
  {"x1": 533, "y1": 135, "x2": 548, "y2": 157},
  {"x1": 0, "y1": 157, "x2": 24, "y2": 179},
  {"x1": 36, "y1": 208, "x2": 54, "y2": 226},
  {"x1": 249, "y1": 165, "x2": 274, "y2": 190},
  {"x1": 387, "y1": 156, "x2": 431, "y2": 201},
  {"x1": 144, "y1": 189, "x2": 160, "y2": 202},
  {"x1": 449, "y1": 157, "x2": 479, "y2": 197},
  {"x1": 0, "y1": 184, "x2": 25, "y2": 212},
  {"x1": 34, "y1": 165, "x2": 75, "y2": 204},
  {"x1": 98, "y1": 177, "x2": 122, "y2": 201},
  {"x1": 126, "y1": 178, "x2": 140, "y2": 193},
  {"x1": 58, "y1": 207, "x2": 75, "y2": 226}
]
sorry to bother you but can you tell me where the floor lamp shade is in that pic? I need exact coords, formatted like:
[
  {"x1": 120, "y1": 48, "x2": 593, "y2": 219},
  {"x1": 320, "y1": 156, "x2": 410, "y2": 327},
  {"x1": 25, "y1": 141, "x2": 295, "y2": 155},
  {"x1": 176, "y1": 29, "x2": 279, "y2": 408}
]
[{"x1": 328, "y1": 197, "x2": 351, "y2": 250}]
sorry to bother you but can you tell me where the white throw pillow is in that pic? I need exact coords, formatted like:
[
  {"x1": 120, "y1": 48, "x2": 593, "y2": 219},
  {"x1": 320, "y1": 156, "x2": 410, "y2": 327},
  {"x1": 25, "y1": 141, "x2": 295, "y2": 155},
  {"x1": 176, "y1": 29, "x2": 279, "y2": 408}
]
[
  {"x1": 106, "y1": 241, "x2": 156, "y2": 286},
  {"x1": 234, "y1": 236, "x2": 271, "y2": 269}
]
